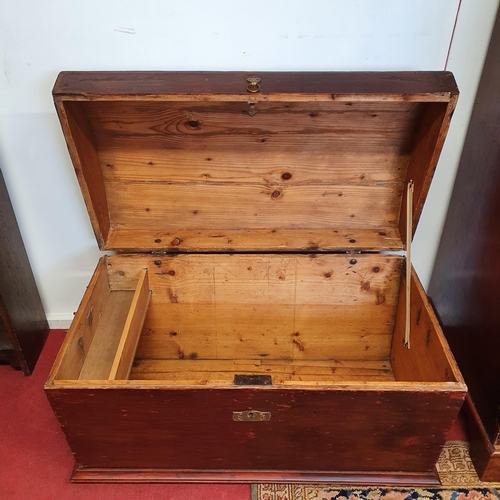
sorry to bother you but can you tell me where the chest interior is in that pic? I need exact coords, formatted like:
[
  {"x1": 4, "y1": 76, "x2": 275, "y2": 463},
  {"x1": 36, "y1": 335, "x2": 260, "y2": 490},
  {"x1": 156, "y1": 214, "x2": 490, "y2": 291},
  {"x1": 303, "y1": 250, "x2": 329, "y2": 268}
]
[{"x1": 49, "y1": 72, "x2": 462, "y2": 388}]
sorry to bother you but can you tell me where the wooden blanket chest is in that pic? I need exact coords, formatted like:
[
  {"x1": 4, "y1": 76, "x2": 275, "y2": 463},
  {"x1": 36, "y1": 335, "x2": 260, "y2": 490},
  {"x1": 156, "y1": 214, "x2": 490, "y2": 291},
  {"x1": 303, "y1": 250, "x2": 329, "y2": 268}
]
[{"x1": 45, "y1": 71, "x2": 466, "y2": 485}]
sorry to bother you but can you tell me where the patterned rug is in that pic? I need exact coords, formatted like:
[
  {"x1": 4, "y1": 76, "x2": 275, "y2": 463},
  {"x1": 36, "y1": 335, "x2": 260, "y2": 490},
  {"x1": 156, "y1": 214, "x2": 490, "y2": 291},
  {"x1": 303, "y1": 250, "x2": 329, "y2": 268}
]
[{"x1": 252, "y1": 442, "x2": 500, "y2": 500}]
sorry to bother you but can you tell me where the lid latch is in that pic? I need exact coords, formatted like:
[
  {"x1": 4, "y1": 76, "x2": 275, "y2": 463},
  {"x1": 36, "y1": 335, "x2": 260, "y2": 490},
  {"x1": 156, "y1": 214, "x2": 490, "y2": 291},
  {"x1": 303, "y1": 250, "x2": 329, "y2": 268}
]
[{"x1": 246, "y1": 77, "x2": 261, "y2": 93}]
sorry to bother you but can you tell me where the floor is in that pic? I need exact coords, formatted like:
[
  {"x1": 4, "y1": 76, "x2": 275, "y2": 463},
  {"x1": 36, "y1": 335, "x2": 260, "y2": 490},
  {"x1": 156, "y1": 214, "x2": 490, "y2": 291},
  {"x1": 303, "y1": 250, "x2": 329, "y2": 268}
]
[{"x1": 0, "y1": 330, "x2": 251, "y2": 500}]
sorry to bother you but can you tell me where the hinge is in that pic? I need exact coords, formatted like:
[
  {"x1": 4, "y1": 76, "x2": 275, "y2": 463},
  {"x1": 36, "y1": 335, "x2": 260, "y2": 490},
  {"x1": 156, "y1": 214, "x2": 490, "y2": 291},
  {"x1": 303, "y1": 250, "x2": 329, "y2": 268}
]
[{"x1": 404, "y1": 180, "x2": 414, "y2": 349}]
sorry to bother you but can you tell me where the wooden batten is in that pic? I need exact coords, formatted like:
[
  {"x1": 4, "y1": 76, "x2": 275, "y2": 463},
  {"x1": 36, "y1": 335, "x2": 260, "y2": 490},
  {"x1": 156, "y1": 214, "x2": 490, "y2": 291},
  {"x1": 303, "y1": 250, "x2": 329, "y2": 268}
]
[
  {"x1": 49, "y1": 260, "x2": 151, "y2": 382},
  {"x1": 106, "y1": 228, "x2": 405, "y2": 254},
  {"x1": 129, "y1": 358, "x2": 395, "y2": 385},
  {"x1": 76, "y1": 289, "x2": 134, "y2": 380},
  {"x1": 109, "y1": 269, "x2": 151, "y2": 380}
]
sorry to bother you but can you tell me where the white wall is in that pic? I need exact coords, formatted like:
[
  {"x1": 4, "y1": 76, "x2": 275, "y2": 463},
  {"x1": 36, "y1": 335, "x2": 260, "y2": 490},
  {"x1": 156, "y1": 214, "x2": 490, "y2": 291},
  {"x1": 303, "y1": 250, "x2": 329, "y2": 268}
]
[{"x1": 0, "y1": 0, "x2": 497, "y2": 326}]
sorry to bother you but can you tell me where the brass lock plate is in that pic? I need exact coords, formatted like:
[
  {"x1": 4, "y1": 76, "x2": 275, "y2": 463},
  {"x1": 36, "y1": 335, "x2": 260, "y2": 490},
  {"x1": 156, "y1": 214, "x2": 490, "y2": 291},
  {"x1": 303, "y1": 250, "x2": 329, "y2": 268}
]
[{"x1": 232, "y1": 410, "x2": 271, "y2": 422}]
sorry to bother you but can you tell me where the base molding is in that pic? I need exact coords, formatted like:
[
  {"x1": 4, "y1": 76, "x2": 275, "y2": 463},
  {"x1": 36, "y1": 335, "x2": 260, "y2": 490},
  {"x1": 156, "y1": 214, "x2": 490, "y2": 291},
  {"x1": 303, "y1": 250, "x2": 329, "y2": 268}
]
[
  {"x1": 463, "y1": 394, "x2": 500, "y2": 482},
  {"x1": 71, "y1": 466, "x2": 441, "y2": 486}
]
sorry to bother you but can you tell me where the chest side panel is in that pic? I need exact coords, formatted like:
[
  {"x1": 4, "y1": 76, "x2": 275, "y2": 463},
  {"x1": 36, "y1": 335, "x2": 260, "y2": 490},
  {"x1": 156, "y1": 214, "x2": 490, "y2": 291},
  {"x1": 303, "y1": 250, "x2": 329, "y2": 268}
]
[{"x1": 46, "y1": 386, "x2": 465, "y2": 473}]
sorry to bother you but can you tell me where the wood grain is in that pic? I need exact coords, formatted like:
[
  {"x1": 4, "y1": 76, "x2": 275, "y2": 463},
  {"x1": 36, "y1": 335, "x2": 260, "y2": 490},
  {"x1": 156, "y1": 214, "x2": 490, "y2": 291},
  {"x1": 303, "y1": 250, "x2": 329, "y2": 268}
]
[
  {"x1": 70, "y1": 468, "x2": 442, "y2": 485},
  {"x1": 50, "y1": 258, "x2": 110, "y2": 381},
  {"x1": 94, "y1": 99, "x2": 413, "y2": 234},
  {"x1": 0, "y1": 169, "x2": 49, "y2": 374},
  {"x1": 135, "y1": 306, "x2": 394, "y2": 364},
  {"x1": 52, "y1": 72, "x2": 458, "y2": 252},
  {"x1": 106, "y1": 182, "x2": 402, "y2": 231},
  {"x1": 463, "y1": 394, "x2": 500, "y2": 482},
  {"x1": 95, "y1": 99, "x2": 412, "y2": 236},
  {"x1": 53, "y1": 71, "x2": 459, "y2": 100},
  {"x1": 56, "y1": 101, "x2": 110, "y2": 245},
  {"x1": 129, "y1": 358, "x2": 394, "y2": 384},
  {"x1": 45, "y1": 386, "x2": 465, "y2": 474},
  {"x1": 109, "y1": 269, "x2": 151, "y2": 380},
  {"x1": 105, "y1": 228, "x2": 404, "y2": 253},
  {"x1": 390, "y1": 267, "x2": 464, "y2": 385},
  {"x1": 103, "y1": 149, "x2": 407, "y2": 184},
  {"x1": 105, "y1": 253, "x2": 402, "y2": 364},
  {"x1": 45, "y1": 72, "x2": 464, "y2": 482},
  {"x1": 78, "y1": 290, "x2": 134, "y2": 380}
]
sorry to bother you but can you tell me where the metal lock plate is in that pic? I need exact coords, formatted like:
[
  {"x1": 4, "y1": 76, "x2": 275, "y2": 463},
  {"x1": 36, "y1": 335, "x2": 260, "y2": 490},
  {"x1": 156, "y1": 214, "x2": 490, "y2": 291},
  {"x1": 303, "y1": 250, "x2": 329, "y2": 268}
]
[{"x1": 232, "y1": 410, "x2": 271, "y2": 422}]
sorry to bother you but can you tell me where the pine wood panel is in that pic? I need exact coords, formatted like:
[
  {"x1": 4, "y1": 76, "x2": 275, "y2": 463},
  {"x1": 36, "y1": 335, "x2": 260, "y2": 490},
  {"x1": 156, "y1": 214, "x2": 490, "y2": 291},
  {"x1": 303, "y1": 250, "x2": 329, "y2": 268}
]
[
  {"x1": 109, "y1": 269, "x2": 151, "y2": 380},
  {"x1": 104, "y1": 254, "x2": 402, "y2": 364},
  {"x1": 107, "y1": 254, "x2": 402, "y2": 305},
  {"x1": 87, "y1": 100, "x2": 421, "y2": 135},
  {"x1": 78, "y1": 290, "x2": 134, "y2": 380},
  {"x1": 106, "y1": 182, "x2": 401, "y2": 230},
  {"x1": 105, "y1": 228, "x2": 404, "y2": 252},
  {"x1": 399, "y1": 101, "x2": 457, "y2": 245},
  {"x1": 53, "y1": 73, "x2": 459, "y2": 251},
  {"x1": 57, "y1": 101, "x2": 110, "y2": 245},
  {"x1": 102, "y1": 150, "x2": 408, "y2": 185},
  {"x1": 52, "y1": 259, "x2": 110, "y2": 380},
  {"x1": 129, "y1": 358, "x2": 395, "y2": 384},
  {"x1": 92, "y1": 100, "x2": 416, "y2": 237},
  {"x1": 135, "y1": 305, "x2": 394, "y2": 362},
  {"x1": 390, "y1": 267, "x2": 464, "y2": 384},
  {"x1": 87, "y1": 100, "x2": 420, "y2": 172}
]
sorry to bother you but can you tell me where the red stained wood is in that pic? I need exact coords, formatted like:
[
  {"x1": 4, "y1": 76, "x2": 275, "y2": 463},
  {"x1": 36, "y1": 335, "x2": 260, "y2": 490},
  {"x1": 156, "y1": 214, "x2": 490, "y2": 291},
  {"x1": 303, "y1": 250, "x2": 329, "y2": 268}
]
[
  {"x1": 53, "y1": 71, "x2": 458, "y2": 99},
  {"x1": 71, "y1": 468, "x2": 440, "y2": 486},
  {"x1": 0, "y1": 170, "x2": 48, "y2": 374},
  {"x1": 46, "y1": 386, "x2": 463, "y2": 475},
  {"x1": 463, "y1": 395, "x2": 500, "y2": 482}
]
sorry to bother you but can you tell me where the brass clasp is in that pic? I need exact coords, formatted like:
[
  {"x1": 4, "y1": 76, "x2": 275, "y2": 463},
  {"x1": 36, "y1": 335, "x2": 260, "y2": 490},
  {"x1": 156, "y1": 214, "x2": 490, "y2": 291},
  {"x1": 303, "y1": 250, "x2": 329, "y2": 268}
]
[{"x1": 246, "y1": 77, "x2": 261, "y2": 93}]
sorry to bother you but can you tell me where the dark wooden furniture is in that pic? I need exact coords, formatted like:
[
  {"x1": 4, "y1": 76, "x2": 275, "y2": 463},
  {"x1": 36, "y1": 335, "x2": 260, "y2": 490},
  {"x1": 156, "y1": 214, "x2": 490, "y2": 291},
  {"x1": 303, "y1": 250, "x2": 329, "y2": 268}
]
[
  {"x1": 45, "y1": 71, "x2": 465, "y2": 484},
  {"x1": 429, "y1": 7, "x2": 500, "y2": 482},
  {"x1": 0, "y1": 169, "x2": 49, "y2": 375}
]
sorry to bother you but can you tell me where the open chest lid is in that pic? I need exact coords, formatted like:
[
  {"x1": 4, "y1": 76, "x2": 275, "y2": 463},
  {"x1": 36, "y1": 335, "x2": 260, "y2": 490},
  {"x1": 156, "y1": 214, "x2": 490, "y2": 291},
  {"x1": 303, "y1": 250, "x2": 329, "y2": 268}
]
[{"x1": 53, "y1": 71, "x2": 458, "y2": 253}]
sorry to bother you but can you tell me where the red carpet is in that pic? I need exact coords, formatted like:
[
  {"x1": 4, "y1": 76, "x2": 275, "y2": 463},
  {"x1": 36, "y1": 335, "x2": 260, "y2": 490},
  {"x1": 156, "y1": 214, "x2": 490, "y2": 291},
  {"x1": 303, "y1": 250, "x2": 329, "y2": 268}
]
[{"x1": 0, "y1": 330, "x2": 251, "y2": 500}]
